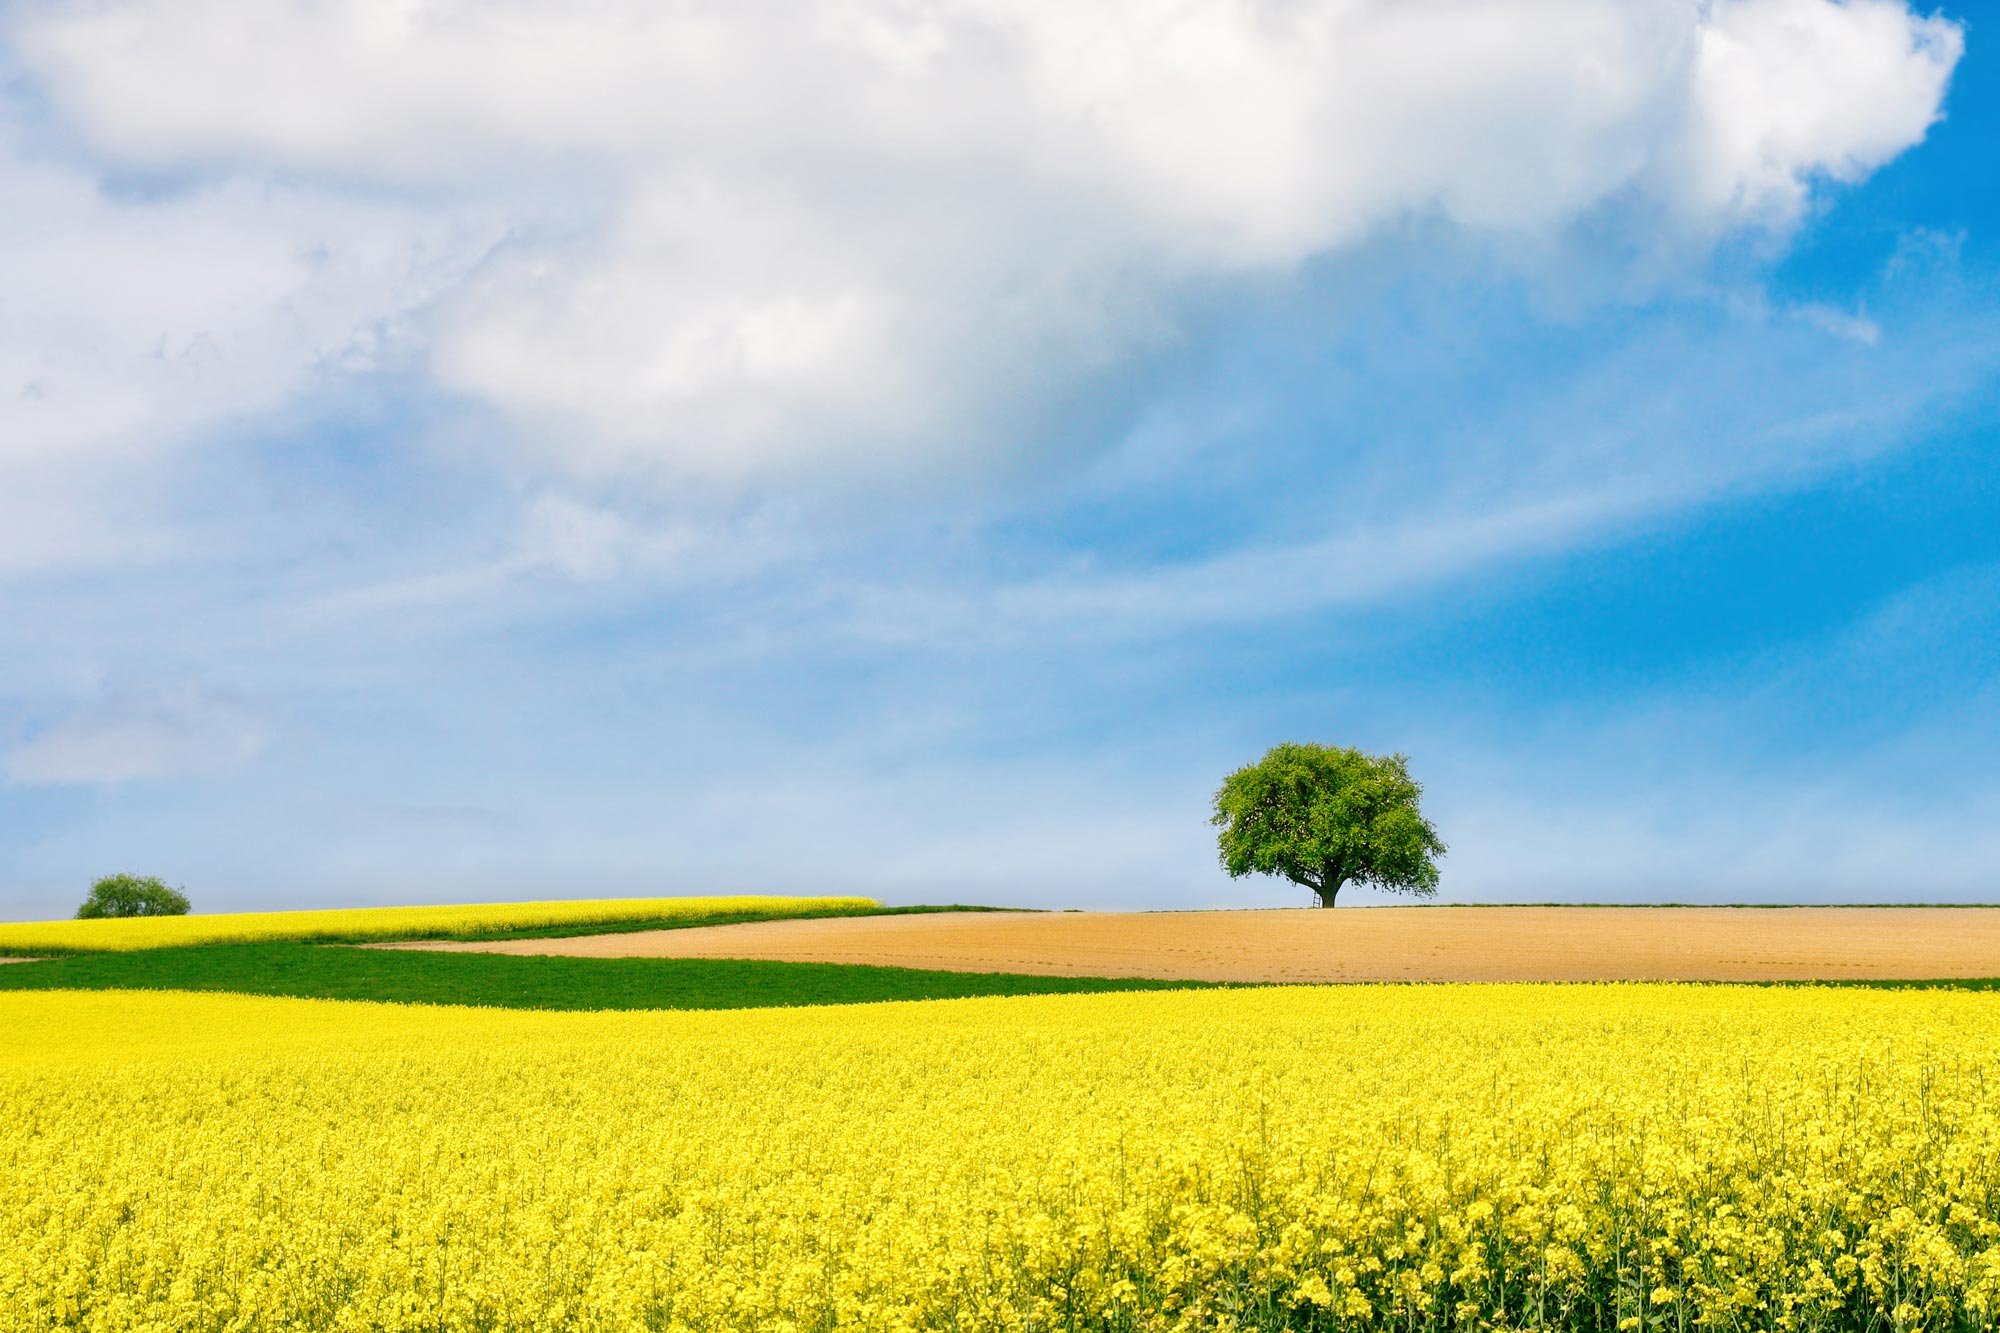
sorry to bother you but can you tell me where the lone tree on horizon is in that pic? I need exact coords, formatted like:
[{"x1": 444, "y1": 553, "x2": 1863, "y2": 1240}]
[{"x1": 1211, "y1": 743, "x2": 1445, "y2": 907}]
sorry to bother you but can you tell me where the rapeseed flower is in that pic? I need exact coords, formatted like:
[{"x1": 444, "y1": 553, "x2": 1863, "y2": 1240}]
[{"x1": 3, "y1": 984, "x2": 1998, "y2": 1330}]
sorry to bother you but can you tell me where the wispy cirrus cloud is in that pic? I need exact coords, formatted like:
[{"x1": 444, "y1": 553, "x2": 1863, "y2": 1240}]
[{"x1": 5, "y1": 690, "x2": 266, "y2": 786}]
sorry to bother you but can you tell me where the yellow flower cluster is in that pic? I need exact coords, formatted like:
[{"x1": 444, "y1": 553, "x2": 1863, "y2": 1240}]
[
  {"x1": 0, "y1": 895, "x2": 877, "y2": 954},
  {"x1": 4, "y1": 984, "x2": 1999, "y2": 1331}
]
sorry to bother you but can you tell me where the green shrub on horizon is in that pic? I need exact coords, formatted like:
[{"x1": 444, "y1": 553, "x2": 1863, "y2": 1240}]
[{"x1": 75, "y1": 874, "x2": 191, "y2": 920}]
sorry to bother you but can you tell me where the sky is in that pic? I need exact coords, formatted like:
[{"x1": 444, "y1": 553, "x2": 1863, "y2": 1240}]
[{"x1": 2, "y1": 0, "x2": 1996, "y2": 919}]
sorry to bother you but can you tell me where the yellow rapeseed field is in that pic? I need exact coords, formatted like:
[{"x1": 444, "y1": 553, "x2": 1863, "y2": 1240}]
[
  {"x1": 0, "y1": 895, "x2": 878, "y2": 954},
  {"x1": 4, "y1": 984, "x2": 1999, "y2": 1332}
]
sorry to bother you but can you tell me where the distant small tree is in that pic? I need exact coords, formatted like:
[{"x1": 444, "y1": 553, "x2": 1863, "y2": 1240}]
[
  {"x1": 1211, "y1": 743, "x2": 1445, "y2": 907},
  {"x1": 76, "y1": 874, "x2": 191, "y2": 919}
]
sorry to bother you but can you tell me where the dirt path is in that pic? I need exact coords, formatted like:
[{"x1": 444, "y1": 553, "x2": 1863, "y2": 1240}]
[{"x1": 381, "y1": 906, "x2": 2000, "y2": 983}]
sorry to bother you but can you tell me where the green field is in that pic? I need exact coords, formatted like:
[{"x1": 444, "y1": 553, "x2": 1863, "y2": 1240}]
[
  {"x1": 0, "y1": 939, "x2": 1218, "y2": 1010},
  {"x1": 0, "y1": 895, "x2": 1218, "y2": 1010},
  {"x1": 2, "y1": 934, "x2": 1990, "y2": 1013}
]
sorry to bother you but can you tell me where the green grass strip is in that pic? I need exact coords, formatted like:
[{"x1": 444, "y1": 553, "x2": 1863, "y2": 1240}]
[
  {"x1": 420, "y1": 902, "x2": 1017, "y2": 945},
  {"x1": 0, "y1": 940, "x2": 1215, "y2": 1011}
]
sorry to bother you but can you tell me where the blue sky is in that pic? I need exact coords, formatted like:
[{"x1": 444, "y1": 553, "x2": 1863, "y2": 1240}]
[{"x1": 2, "y1": 0, "x2": 1995, "y2": 918}]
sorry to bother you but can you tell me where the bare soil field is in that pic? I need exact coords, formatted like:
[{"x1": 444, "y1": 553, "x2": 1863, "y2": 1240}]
[{"x1": 384, "y1": 906, "x2": 2000, "y2": 983}]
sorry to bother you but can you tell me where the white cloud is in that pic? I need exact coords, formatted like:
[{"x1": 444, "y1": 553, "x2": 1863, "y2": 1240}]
[
  {"x1": 976, "y1": 493, "x2": 1632, "y2": 638},
  {"x1": 0, "y1": 127, "x2": 489, "y2": 463},
  {"x1": 1688, "y1": 0, "x2": 1962, "y2": 223},
  {"x1": 4, "y1": 0, "x2": 1963, "y2": 481},
  {"x1": 508, "y1": 493, "x2": 729, "y2": 582},
  {"x1": 5, "y1": 690, "x2": 267, "y2": 785},
  {"x1": 280, "y1": 491, "x2": 785, "y2": 630},
  {"x1": 1794, "y1": 301, "x2": 1881, "y2": 344},
  {"x1": 0, "y1": 117, "x2": 497, "y2": 572}
]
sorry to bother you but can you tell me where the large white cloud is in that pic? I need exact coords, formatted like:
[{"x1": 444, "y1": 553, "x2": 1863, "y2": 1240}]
[{"x1": 4, "y1": 0, "x2": 1964, "y2": 480}]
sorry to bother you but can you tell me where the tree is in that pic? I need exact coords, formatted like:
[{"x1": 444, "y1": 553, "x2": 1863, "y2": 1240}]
[
  {"x1": 76, "y1": 874, "x2": 191, "y2": 919},
  {"x1": 1211, "y1": 743, "x2": 1445, "y2": 907}
]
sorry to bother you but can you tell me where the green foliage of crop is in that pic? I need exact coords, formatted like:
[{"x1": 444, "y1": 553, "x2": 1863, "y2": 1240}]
[{"x1": 0, "y1": 941, "x2": 1216, "y2": 1011}]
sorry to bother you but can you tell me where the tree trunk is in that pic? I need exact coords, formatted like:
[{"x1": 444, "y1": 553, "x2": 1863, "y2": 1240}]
[{"x1": 1316, "y1": 881, "x2": 1342, "y2": 907}]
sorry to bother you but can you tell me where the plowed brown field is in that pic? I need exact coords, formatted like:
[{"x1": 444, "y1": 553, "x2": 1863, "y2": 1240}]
[{"x1": 384, "y1": 906, "x2": 2000, "y2": 983}]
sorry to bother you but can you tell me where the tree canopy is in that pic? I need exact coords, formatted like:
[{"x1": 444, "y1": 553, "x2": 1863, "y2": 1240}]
[
  {"x1": 76, "y1": 874, "x2": 191, "y2": 919},
  {"x1": 1211, "y1": 743, "x2": 1445, "y2": 907}
]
